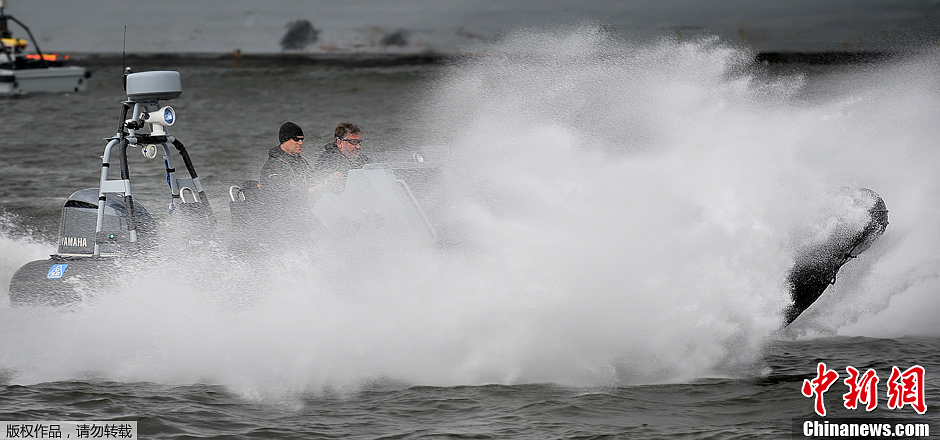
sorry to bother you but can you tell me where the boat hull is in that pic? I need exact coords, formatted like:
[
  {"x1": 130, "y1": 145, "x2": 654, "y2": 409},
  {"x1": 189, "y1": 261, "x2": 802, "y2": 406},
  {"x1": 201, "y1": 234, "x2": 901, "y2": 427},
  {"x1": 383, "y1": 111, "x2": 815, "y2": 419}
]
[
  {"x1": 0, "y1": 66, "x2": 89, "y2": 96},
  {"x1": 8, "y1": 257, "x2": 119, "y2": 306}
]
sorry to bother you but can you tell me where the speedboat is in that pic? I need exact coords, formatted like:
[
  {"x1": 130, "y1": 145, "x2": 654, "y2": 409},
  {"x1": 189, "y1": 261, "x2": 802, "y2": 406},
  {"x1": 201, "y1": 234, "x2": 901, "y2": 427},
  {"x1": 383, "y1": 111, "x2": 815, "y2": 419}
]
[
  {"x1": 0, "y1": 1, "x2": 90, "y2": 96},
  {"x1": 5, "y1": 68, "x2": 888, "y2": 328}
]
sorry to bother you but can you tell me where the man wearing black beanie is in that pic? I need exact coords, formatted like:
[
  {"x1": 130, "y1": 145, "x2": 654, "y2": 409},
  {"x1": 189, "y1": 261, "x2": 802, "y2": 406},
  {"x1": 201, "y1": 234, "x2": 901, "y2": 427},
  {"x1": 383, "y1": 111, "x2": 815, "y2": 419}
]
[
  {"x1": 260, "y1": 121, "x2": 314, "y2": 199},
  {"x1": 277, "y1": 121, "x2": 304, "y2": 145}
]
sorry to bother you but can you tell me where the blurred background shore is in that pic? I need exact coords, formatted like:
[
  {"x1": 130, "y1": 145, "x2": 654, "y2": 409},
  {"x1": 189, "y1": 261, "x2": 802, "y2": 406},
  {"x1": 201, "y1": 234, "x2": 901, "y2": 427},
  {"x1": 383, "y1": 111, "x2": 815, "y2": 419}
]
[{"x1": 7, "y1": 0, "x2": 940, "y2": 61}]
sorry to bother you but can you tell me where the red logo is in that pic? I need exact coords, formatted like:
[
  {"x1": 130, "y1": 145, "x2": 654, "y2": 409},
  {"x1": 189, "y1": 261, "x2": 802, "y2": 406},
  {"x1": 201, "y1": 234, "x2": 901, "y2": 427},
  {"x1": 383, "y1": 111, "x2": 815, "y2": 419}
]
[
  {"x1": 887, "y1": 365, "x2": 927, "y2": 414},
  {"x1": 843, "y1": 366, "x2": 879, "y2": 411},
  {"x1": 802, "y1": 362, "x2": 840, "y2": 416}
]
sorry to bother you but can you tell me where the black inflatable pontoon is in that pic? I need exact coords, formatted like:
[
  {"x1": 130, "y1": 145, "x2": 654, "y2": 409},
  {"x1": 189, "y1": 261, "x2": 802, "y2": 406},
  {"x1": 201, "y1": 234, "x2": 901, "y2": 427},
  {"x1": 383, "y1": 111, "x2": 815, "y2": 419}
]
[{"x1": 785, "y1": 188, "x2": 888, "y2": 324}]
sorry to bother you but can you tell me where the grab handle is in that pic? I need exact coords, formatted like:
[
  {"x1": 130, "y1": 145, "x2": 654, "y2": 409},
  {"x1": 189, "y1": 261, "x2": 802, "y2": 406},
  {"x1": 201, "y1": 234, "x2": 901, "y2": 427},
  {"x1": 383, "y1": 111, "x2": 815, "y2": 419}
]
[
  {"x1": 180, "y1": 186, "x2": 198, "y2": 204},
  {"x1": 229, "y1": 185, "x2": 245, "y2": 202},
  {"x1": 395, "y1": 179, "x2": 437, "y2": 240}
]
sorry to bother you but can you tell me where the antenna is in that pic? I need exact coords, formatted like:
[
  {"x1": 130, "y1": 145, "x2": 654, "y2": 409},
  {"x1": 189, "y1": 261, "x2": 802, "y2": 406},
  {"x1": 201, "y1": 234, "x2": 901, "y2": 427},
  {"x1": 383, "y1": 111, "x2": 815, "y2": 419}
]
[{"x1": 122, "y1": 25, "x2": 129, "y2": 91}]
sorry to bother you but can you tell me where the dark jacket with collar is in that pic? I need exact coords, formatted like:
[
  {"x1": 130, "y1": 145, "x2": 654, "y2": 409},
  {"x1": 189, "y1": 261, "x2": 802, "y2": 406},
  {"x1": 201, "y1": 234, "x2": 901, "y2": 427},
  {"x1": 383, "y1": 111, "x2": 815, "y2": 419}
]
[
  {"x1": 249, "y1": 145, "x2": 316, "y2": 235},
  {"x1": 260, "y1": 145, "x2": 313, "y2": 197},
  {"x1": 313, "y1": 142, "x2": 370, "y2": 191}
]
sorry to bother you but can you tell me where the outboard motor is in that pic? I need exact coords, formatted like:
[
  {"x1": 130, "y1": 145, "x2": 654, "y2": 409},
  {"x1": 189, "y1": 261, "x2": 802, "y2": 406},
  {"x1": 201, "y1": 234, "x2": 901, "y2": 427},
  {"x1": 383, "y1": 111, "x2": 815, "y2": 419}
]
[
  {"x1": 8, "y1": 190, "x2": 156, "y2": 305},
  {"x1": 8, "y1": 69, "x2": 214, "y2": 306},
  {"x1": 56, "y1": 189, "x2": 155, "y2": 257}
]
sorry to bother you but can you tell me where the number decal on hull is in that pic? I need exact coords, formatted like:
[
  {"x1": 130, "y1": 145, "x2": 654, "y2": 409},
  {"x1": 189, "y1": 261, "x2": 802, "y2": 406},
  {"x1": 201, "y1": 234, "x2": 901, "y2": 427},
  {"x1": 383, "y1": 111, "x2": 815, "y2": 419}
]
[{"x1": 46, "y1": 264, "x2": 69, "y2": 279}]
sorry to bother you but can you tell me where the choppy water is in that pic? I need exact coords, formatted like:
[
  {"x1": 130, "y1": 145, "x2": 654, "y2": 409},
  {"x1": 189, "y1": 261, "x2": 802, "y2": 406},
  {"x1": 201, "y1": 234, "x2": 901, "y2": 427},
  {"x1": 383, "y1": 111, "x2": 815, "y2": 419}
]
[
  {"x1": 1, "y1": 29, "x2": 939, "y2": 438},
  {"x1": 0, "y1": 338, "x2": 937, "y2": 439}
]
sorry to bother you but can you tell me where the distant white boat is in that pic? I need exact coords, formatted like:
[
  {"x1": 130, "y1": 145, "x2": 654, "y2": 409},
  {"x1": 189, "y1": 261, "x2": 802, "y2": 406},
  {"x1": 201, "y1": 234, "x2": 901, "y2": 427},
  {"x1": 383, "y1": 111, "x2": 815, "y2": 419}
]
[
  {"x1": 0, "y1": 0, "x2": 89, "y2": 96},
  {"x1": 0, "y1": 64, "x2": 89, "y2": 95}
]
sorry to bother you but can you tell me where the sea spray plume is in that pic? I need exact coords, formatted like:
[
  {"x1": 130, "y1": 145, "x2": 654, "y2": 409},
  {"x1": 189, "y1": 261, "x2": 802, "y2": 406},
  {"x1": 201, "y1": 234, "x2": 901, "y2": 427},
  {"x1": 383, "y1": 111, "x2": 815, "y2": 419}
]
[
  {"x1": 428, "y1": 29, "x2": 804, "y2": 158},
  {"x1": 1, "y1": 29, "x2": 935, "y2": 397},
  {"x1": 280, "y1": 20, "x2": 319, "y2": 51},
  {"x1": 0, "y1": 29, "x2": 796, "y2": 391},
  {"x1": 417, "y1": 27, "x2": 820, "y2": 383},
  {"x1": 427, "y1": 28, "x2": 939, "y2": 341}
]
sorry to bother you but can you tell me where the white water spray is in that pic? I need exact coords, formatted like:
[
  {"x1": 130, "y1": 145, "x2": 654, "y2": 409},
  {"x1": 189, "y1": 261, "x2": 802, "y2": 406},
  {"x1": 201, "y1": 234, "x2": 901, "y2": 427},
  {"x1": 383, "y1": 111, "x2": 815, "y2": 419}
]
[
  {"x1": 0, "y1": 213, "x2": 56, "y2": 304},
  {"x1": 0, "y1": 28, "x2": 938, "y2": 397}
]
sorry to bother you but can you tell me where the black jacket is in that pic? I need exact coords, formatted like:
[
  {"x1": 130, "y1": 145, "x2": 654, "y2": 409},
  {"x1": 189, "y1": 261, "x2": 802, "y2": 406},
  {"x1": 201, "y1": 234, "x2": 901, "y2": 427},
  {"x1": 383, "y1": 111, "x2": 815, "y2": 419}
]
[
  {"x1": 260, "y1": 145, "x2": 313, "y2": 195},
  {"x1": 313, "y1": 143, "x2": 370, "y2": 191}
]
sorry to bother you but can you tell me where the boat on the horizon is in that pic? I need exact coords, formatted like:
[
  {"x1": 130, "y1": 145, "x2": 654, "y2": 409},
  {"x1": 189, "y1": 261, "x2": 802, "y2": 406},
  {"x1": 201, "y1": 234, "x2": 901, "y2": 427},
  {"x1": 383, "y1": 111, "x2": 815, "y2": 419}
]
[
  {"x1": 3, "y1": 68, "x2": 888, "y2": 328},
  {"x1": 0, "y1": 0, "x2": 89, "y2": 96}
]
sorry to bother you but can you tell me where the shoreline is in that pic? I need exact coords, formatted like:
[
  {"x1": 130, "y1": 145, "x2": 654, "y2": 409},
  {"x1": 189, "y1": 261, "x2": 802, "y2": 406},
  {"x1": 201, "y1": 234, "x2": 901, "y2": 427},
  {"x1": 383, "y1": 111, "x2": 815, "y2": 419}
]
[{"x1": 65, "y1": 50, "x2": 905, "y2": 69}]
